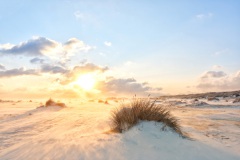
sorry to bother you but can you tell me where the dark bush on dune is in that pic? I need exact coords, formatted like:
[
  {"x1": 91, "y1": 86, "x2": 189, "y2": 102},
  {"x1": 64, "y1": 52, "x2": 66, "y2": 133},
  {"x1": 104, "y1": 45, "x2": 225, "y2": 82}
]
[
  {"x1": 194, "y1": 98, "x2": 198, "y2": 102},
  {"x1": 98, "y1": 99, "x2": 109, "y2": 104},
  {"x1": 233, "y1": 98, "x2": 240, "y2": 103},
  {"x1": 110, "y1": 98, "x2": 186, "y2": 138},
  {"x1": 45, "y1": 99, "x2": 66, "y2": 107},
  {"x1": 207, "y1": 97, "x2": 219, "y2": 101},
  {"x1": 98, "y1": 99, "x2": 104, "y2": 103}
]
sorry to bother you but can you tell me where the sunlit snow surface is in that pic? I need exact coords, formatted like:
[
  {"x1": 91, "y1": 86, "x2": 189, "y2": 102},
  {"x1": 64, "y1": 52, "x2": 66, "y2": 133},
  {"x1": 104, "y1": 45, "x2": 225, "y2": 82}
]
[{"x1": 0, "y1": 98, "x2": 239, "y2": 160}]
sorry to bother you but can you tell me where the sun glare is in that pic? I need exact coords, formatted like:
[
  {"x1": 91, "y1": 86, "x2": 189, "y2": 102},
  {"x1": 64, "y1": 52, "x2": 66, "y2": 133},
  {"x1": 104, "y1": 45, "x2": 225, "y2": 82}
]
[{"x1": 76, "y1": 74, "x2": 96, "y2": 91}]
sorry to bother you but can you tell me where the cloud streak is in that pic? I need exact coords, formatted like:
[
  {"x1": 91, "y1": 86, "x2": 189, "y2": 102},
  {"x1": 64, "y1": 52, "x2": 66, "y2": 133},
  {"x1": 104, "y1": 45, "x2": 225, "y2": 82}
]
[
  {"x1": 97, "y1": 77, "x2": 162, "y2": 96},
  {"x1": 74, "y1": 11, "x2": 99, "y2": 26},
  {"x1": 212, "y1": 65, "x2": 222, "y2": 70},
  {"x1": 30, "y1": 57, "x2": 45, "y2": 64},
  {"x1": 196, "y1": 13, "x2": 213, "y2": 20},
  {"x1": 0, "y1": 37, "x2": 93, "y2": 59},
  {"x1": 58, "y1": 63, "x2": 108, "y2": 85},
  {"x1": 41, "y1": 64, "x2": 68, "y2": 74},
  {"x1": 0, "y1": 64, "x2": 6, "y2": 70},
  {"x1": 104, "y1": 41, "x2": 112, "y2": 47},
  {"x1": 201, "y1": 71, "x2": 226, "y2": 79},
  {"x1": 197, "y1": 70, "x2": 240, "y2": 91},
  {"x1": 0, "y1": 37, "x2": 58, "y2": 56},
  {"x1": 0, "y1": 67, "x2": 39, "y2": 78},
  {"x1": 0, "y1": 61, "x2": 109, "y2": 79},
  {"x1": 53, "y1": 62, "x2": 162, "y2": 96}
]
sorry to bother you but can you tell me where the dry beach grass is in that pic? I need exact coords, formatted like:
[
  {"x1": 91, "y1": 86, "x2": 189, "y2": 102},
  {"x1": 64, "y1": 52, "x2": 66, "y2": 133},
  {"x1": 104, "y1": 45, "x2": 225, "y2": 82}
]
[
  {"x1": 45, "y1": 99, "x2": 66, "y2": 107},
  {"x1": 110, "y1": 98, "x2": 187, "y2": 138}
]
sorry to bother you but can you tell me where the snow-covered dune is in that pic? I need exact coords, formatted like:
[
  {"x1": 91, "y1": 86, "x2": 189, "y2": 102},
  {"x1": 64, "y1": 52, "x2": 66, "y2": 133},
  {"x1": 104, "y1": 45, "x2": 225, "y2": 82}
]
[{"x1": 0, "y1": 100, "x2": 239, "y2": 160}]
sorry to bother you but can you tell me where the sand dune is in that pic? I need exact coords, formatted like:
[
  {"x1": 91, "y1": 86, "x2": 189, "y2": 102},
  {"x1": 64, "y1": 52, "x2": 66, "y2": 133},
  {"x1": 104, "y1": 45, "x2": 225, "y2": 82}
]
[{"x1": 0, "y1": 98, "x2": 239, "y2": 159}]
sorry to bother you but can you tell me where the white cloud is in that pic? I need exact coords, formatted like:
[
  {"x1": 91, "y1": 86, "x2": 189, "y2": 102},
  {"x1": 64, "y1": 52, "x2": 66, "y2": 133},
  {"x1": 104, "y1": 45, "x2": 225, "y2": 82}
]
[
  {"x1": 201, "y1": 71, "x2": 226, "y2": 79},
  {"x1": 214, "y1": 48, "x2": 229, "y2": 56},
  {"x1": 0, "y1": 64, "x2": 6, "y2": 70},
  {"x1": 74, "y1": 11, "x2": 99, "y2": 27},
  {"x1": 74, "y1": 11, "x2": 84, "y2": 20},
  {"x1": 41, "y1": 64, "x2": 68, "y2": 74},
  {"x1": 0, "y1": 37, "x2": 58, "y2": 56},
  {"x1": 104, "y1": 41, "x2": 112, "y2": 47},
  {"x1": 0, "y1": 67, "x2": 39, "y2": 78},
  {"x1": 212, "y1": 65, "x2": 222, "y2": 70},
  {"x1": 197, "y1": 70, "x2": 240, "y2": 91},
  {"x1": 0, "y1": 37, "x2": 93, "y2": 60},
  {"x1": 64, "y1": 38, "x2": 92, "y2": 56},
  {"x1": 0, "y1": 43, "x2": 14, "y2": 50},
  {"x1": 96, "y1": 77, "x2": 162, "y2": 96},
  {"x1": 196, "y1": 12, "x2": 213, "y2": 20},
  {"x1": 52, "y1": 61, "x2": 162, "y2": 96},
  {"x1": 0, "y1": 64, "x2": 69, "y2": 78},
  {"x1": 99, "y1": 52, "x2": 106, "y2": 56},
  {"x1": 30, "y1": 57, "x2": 45, "y2": 64},
  {"x1": 59, "y1": 63, "x2": 109, "y2": 85}
]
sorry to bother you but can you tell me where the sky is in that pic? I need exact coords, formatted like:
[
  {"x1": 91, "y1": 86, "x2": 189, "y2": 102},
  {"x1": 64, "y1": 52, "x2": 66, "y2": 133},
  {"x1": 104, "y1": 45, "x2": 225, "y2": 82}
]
[{"x1": 0, "y1": 0, "x2": 240, "y2": 99}]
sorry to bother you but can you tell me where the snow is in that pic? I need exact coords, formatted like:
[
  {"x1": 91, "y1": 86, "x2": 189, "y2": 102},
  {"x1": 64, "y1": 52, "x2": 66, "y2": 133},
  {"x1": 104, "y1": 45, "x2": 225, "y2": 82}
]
[{"x1": 0, "y1": 99, "x2": 239, "y2": 160}]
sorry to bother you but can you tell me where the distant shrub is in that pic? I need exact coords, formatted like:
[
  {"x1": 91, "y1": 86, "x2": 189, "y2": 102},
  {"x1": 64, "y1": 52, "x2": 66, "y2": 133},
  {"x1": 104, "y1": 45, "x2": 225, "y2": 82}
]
[
  {"x1": 98, "y1": 99, "x2": 104, "y2": 103},
  {"x1": 207, "y1": 97, "x2": 219, "y2": 101},
  {"x1": 55, "y1": 102, "x2": 66, "y2": 108},
  {"x1": 97, "y1": 99, "x2": 109, "y2": 104},
  {"x1": 110, "y1": 98, "x2": 186, "y2": 138},
  {"x1": 45, "y1": 99, "x2": 55, "y2": 106},
  {"x1": 45, "y1": 99, "x2": 66, "y2": 107},
  {"x1": 233, "y1": 98, "x2": 240, "y2": 103}
]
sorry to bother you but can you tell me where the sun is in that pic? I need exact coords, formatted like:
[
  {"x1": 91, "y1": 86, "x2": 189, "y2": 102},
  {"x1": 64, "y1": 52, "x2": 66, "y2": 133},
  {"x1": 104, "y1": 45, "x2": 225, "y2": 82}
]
[{"x1": 76, "y1": 74, "x2": 96, "y2": 91}]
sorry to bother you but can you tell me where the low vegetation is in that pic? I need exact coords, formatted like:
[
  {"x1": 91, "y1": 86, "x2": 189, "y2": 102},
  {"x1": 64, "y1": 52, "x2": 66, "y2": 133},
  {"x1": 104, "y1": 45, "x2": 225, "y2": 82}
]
[
  {"x1": 98, "y1": 99, "x2": 104, "y2": 103},
  {"x1": 158, "y1": 90, "x2": 240, "y2": 99},
  {"x1": 233, "y1": 97, "x2": 240, "y2": 103},
  {"x1": 207, "y1": 97, "x2": 219, "y2": 101},
  {"x1": 110, "y1": 98, "x2": 186, "y2": 138},
  {"x1": 45, "y1": 99, "x2": 66, "y2": 107},
  {"x1": 98, "y1": 99, "x2": 109, "y2": 104}
]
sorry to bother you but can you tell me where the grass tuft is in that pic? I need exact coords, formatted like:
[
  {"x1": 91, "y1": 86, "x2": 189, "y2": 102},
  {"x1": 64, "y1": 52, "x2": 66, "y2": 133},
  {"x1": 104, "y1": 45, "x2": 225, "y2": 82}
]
[
  {"x1": 45, "y1": 98, "x2": 66, "y2": 107},
  {"x1": 110, "y1": 98, "x2": 187, "y2": 138}
]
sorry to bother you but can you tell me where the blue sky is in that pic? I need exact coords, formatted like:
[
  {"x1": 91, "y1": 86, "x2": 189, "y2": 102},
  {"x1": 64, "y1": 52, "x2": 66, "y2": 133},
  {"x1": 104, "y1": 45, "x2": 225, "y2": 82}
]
[{"x1": 0, "y1": 0, "x2": 240, "y2": 98}]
